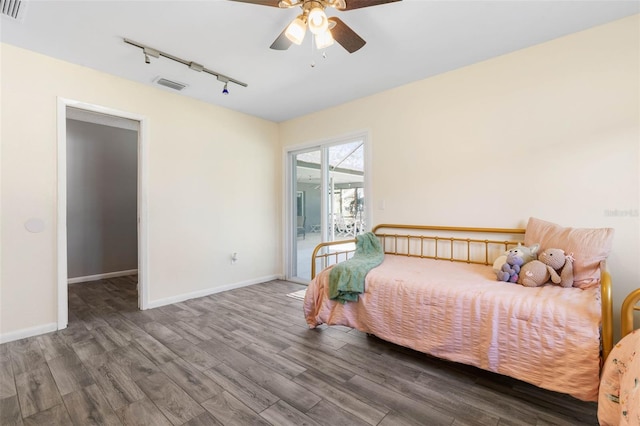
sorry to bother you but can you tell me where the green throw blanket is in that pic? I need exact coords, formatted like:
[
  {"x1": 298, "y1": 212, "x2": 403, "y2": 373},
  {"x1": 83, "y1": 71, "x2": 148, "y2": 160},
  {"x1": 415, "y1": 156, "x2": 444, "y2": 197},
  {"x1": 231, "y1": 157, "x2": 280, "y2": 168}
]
[{"x1": 329, "y1": 232, "x2": 384, "y2": 303}]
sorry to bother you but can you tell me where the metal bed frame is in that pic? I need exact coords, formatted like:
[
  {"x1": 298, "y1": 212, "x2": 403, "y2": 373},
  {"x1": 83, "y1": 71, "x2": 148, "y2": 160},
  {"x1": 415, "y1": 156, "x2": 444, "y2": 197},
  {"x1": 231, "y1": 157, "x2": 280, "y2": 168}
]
[
  {"x1": 310, "y1": 223, "x2": 614, "y2": 361},
  {"x1": 621, "y1": 288, "x2": 640, "y2": 338}
]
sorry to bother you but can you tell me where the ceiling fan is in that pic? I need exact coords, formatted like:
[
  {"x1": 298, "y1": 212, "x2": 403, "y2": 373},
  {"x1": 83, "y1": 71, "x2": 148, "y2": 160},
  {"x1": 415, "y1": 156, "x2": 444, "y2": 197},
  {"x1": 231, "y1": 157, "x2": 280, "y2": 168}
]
[{"x1": 230, "y1": 0, "x2": 402, "y2": 53}]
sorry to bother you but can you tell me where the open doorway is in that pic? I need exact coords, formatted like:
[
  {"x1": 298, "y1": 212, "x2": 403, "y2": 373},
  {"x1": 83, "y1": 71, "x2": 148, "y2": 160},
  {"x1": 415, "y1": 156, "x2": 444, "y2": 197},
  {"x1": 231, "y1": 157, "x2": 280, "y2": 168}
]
[{"x1": 56, "y1": 99, "x2": 148, "y2": 330}]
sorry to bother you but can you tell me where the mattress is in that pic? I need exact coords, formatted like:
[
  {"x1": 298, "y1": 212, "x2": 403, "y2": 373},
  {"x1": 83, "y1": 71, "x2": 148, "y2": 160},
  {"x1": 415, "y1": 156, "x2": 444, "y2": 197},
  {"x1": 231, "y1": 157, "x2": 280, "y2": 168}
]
[{"x1": 304, "y1": 255, "x2": 602, "y2": 401}]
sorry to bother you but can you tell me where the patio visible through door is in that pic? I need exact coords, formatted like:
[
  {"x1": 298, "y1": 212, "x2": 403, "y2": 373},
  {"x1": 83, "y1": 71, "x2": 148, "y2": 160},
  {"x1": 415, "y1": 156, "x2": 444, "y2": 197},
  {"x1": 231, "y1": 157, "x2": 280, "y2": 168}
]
[{"x1": 289, "y1": 136, "x2": 368, "y2": 282}]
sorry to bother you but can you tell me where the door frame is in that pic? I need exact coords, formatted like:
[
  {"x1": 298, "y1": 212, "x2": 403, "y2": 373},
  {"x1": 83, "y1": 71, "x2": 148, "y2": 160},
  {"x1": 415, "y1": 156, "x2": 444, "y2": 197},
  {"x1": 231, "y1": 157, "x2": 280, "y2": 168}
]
[
  {"x1": 284, "y1": 131, "x2": 372, "y2": 283},
  {"x1": 56, "y1": 98, "x2": 149, "y2": 330}
]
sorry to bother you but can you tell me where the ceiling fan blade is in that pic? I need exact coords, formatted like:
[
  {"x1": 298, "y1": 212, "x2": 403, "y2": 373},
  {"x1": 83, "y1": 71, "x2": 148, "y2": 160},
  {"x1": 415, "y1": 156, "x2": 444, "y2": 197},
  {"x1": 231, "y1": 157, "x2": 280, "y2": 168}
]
[
  {"x1": 328, "y1": 17, "x2": 365, "y2": 53},
  {"x1": 270, "y1": 27, "x2": 293, "y2": 50},
  {"x1": 340, "y1": 0, "x2": 401, "y2": 10},
  {"x1": 227, "y1": 0, "x2": 281, "y2": 7}
]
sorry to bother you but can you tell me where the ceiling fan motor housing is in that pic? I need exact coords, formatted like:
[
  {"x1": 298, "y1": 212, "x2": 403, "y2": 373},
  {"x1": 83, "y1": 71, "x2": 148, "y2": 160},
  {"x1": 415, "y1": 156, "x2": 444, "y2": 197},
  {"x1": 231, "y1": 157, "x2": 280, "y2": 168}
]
[{"x1": 279, "y1": 0, "x2": 346, "y2": 10}]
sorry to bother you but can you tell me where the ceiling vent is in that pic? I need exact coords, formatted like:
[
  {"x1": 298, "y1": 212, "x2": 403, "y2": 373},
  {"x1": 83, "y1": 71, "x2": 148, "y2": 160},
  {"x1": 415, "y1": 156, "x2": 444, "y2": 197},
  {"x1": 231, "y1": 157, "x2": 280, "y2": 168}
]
[
  {"x1": 155, "y1": 77, "x2": 187, "y2": 91},
  {"x1": 1, "y1": 0, "x2": 27, "y2": 21}
]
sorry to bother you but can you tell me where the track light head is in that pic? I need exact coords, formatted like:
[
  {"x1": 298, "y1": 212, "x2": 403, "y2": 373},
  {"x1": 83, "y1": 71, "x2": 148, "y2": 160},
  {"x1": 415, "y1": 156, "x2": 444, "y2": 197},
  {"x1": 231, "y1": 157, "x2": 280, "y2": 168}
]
[
  {"x1": 218, "y1": 76, "x2": 230, "y2": 95},
  {"x1": 142, "y1": 47, "x2": 159, "y2": 64}
]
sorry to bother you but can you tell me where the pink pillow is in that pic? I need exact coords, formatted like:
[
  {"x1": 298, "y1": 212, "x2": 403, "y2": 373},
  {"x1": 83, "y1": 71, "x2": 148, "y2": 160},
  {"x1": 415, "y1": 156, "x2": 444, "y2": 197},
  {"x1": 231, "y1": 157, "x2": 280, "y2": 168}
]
[{"x1": 523, "y1": 217, "x2": 614, "y2": 288}]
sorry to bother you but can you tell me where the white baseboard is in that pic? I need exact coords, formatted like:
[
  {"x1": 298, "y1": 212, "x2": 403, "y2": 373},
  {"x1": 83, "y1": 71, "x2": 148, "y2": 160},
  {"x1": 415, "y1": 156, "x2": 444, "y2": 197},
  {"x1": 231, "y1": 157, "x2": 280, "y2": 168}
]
[
  {"x1": 68, "y1": 269, "x2": 138, "y2": 284},
  {"x1": 0, "y1": 274, "x2": 284, "y2": 343},
  {"x1": 0, "y1": 322, "x2": 58, "y2": 344},
  {"x1": 146, "y1": 274, "x2": 283, "y2": 309}
]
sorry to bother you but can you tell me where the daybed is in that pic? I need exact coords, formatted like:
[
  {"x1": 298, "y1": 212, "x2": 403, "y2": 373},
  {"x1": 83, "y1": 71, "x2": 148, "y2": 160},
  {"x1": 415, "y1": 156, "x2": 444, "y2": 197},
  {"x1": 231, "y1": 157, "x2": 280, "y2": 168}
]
[
  {"x1": 598, "y1": 288, "x2": 640, "y2": 425},
  {"x1": 303, "y1": 219, "x2": 615, "y2": 402}
]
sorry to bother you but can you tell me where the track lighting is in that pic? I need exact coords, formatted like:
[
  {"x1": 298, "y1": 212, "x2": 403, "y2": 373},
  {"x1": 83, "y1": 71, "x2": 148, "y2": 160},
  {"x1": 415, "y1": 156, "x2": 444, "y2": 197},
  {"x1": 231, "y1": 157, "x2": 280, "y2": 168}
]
[
  {"x1": 143, "y1": 47, "x2": 158, "y2": 64},
  {"x1": 189, "y1": 62, "x2": 204, "y2": 72},
  {"x1": 218, "y1": 76, "x2": 230, "y2": 95},
  {"x1": 124, "y1": 38, "x2": 248, "y2": 94}
]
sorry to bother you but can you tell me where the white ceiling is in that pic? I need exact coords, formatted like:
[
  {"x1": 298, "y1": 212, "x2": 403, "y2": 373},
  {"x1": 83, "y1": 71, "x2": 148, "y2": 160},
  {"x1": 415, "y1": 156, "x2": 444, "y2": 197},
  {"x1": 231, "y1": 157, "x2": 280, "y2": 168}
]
[{"x1": 1, "y1": 0, "x2": 638, "y2": 122}]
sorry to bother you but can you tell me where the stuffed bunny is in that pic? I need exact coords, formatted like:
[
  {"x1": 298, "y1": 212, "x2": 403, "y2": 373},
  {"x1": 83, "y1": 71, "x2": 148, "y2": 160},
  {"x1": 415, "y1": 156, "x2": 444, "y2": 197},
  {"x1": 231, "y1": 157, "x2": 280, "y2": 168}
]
[{"x1": 518, "y1": 248, "x2": 574, "y2": 288}]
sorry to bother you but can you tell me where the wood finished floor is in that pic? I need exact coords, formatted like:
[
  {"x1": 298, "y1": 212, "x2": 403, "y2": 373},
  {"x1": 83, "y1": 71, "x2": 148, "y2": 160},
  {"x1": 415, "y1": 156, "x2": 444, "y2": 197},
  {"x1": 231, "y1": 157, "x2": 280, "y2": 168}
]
[{"x1": 0, "y1": 276, "x2": 598, "y2": 425}]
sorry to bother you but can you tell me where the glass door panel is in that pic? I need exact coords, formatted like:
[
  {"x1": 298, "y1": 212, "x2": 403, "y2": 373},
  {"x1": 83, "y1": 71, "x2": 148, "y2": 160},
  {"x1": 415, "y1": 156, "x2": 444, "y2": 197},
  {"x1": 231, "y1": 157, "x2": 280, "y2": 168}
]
[
  {"x1": 328, "y1": 141, "x2": 364, "y2": 241},
  {"x1": 293, "y1": 149, "x2": 322, "y2": 281}
]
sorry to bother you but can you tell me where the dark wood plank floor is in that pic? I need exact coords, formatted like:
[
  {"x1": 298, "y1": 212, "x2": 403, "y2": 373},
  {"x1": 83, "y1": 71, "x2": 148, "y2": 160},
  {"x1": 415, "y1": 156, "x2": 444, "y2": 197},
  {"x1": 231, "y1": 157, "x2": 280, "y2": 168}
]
[{"x1": 0, "y1": 276, "x2": 598, "y2": 425}]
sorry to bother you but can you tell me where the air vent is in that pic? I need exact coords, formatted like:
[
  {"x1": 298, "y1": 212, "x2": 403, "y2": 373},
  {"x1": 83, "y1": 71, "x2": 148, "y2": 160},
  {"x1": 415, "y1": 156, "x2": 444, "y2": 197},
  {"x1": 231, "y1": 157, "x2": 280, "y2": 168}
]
[
  {"x1": 1, "y1": 0, "x2": 27, "y2": 21},
  {"x1": 155, "y1": 78, "x2": 187, "y2": 91}
]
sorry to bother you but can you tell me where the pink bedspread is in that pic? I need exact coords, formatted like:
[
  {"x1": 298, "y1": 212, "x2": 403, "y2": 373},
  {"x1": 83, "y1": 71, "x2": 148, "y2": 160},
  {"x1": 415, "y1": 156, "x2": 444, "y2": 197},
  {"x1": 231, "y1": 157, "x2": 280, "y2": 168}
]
[
  {"x1": 304, "y1": 255, "x2": 602, "y2": 401},
  {"x1": 598, "y1": 329, "x2": 640, "y2": 425}
]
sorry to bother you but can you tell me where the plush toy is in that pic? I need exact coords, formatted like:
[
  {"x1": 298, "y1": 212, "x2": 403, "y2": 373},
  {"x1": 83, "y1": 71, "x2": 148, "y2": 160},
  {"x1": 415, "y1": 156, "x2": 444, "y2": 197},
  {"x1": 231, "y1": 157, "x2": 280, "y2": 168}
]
[
  {"x1": 518, "y1": 248, "x2": 575, "y2": 288},
  {"x1": 497, "y1": 252, "x2": 524, "y2": 283},
  {"x1": 493, "y1": 243, "x2": 539, "y2": 280}
]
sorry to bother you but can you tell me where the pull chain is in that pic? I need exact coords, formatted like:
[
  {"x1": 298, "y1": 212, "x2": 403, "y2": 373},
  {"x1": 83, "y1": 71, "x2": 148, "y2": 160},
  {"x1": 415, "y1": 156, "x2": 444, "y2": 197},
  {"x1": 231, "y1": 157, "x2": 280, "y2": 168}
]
[{"x1": 310, "y1": 36, "x2": 328, "y2": 68}]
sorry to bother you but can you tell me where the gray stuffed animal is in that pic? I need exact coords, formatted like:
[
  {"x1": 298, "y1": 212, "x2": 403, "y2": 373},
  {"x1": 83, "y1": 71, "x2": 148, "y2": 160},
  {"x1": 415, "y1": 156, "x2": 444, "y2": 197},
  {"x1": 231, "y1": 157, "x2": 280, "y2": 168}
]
[{"x1": 493, "y1": 243, "x2": 539, "y2": 279}]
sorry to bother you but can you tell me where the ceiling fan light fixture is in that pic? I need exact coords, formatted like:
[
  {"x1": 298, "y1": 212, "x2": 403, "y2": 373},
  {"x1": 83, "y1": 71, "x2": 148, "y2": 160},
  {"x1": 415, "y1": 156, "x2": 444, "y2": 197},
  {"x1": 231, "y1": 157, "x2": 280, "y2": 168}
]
[
  {"x1": 327, "y1": 0, "x2": 346, "y2": 9},
  {"x1": 315, "y1": 30, "x2": 334, "y2": 49},
  {"x1": 308, "y1": 7, "x2": 328, "y2": 35},
  {"x1": 285, "y1": 15, "x2": 307, "y2": 45},
  {"x1": 278, "y1": 0, "x2": 299, "y2": 7}
]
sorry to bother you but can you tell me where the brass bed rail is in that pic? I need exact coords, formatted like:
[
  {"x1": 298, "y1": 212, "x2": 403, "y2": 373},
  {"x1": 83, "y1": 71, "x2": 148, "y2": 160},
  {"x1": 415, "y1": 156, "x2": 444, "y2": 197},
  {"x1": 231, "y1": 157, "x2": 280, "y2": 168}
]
[
  {"x1": 311, "y1": 239, "x2": 357, "y2": 279},
  {"x1": 621, "y1": 287, "x2": 640, "y2": 338},
  {"x1": 310, "y1": 223, "x2": 615, "y2": 363},
  {"x1": 311, "y1": 225, "x2": 525, "y2": 279},
  {"x1": 601, "y1": 261, "x2": 613, "y2": 361},
  {"x1": 372, "y1": 224, "x2": 525, "y2": 266}
]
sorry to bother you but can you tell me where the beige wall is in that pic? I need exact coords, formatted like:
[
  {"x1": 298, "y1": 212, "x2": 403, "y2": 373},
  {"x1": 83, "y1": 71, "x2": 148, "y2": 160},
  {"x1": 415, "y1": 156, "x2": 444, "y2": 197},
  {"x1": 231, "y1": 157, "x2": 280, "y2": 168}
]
[
  {"x1": 280, "y1": 15, "x2": 640, "y2": 333},
  {"x1": 1, "y1": 44, "x2": 281, "y2": 339},
  {"x1": 1, "y1": 15, "x2": 638, "y2": 341}
]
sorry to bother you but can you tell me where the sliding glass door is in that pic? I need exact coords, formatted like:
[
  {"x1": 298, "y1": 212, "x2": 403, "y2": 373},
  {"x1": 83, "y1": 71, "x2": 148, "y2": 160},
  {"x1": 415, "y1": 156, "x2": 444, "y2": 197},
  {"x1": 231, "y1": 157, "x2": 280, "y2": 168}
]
[{"x1": 288, "y1": 136, "x2": 367, "y2": 282}]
